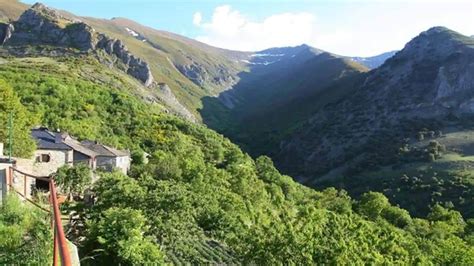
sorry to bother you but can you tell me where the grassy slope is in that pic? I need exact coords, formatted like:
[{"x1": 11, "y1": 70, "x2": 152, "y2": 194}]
[
  {"x1": 0, "y1": 55, "x2": 168, "y2": 146},
  {"x1": 0, "y1": 1, "x2": 248, "y2": 119},
  {"x1": 79, "y1": 17, "x2": 247, "y2": 119},
  {"x1": 0, "y1": 0, "x2": 26, "y2": 22}
]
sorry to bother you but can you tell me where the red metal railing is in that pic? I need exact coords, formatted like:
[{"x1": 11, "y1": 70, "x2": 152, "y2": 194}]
[
  {"x1": 8, "y1": 167, "x2": 72, "y2": 266},
  {"x1": 50, "y1": 179, "x2": 72, "y2": 266}
]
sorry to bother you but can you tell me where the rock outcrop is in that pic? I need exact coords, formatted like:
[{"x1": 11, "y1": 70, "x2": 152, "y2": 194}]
[
  {"x1": 97, "y1": 37, "x2": 153, "y2": 86},
  {"x1": 7, "y1": 3, "x2": 96, "y2": 50},
  {"x1": 176, "y1": 61, "x2": 236, "y2": 89},
  {"x1": 157, "y1": 83, "x2": 196, "y2": 122},
  {"x1": 0, "y1": 23, "x2": 14, "y2": 45},
  {"x1": 1, "y1": 3, "x2": 154, "y2": 87}
]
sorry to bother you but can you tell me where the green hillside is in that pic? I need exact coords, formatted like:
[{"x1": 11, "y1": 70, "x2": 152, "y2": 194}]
[
  {"x1": 79, "y1": 17, "x2": 247, "y2": 119},
  {"x1": 0, "y1": 40, "x2": 472, "y2": 266},
  {"x1": 202, "y1": 49, "x2": 369, "y2": 157},
  {"x1": 0, "y1": 2, "x2": 473, "y2": 264}
]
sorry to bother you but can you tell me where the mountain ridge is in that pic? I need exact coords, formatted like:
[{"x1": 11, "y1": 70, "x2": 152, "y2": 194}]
[{"x1": 276, "y1": 26, "x2": 474, "y2": 178}]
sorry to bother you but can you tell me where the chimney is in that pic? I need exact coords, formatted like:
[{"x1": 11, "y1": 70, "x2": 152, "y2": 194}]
[{"x1": 55, "y1": 132, "x2": 68, "y2": 143}]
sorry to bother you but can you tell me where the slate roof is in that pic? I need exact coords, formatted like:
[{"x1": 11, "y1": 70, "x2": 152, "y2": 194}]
[
  {"x1": 80, "y1": 140, "x2": 130, "y2": 157},
  {"x1": 31, "y1": 128, "x2": 72, "y2": 150},
  {"x1": 62, "y1": 137, "x2": 97, "y2": 158},
  {"x1": 31, "y1": 128, "x2": 130, "y2": 157}
]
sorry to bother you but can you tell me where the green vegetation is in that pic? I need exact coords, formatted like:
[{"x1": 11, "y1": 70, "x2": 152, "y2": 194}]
[
  {"x1": 320, "y1": 156, "x2": 474, "y2": 219},
  {"x1": 0, "y1": 56, "x2": 164, "y2": 150},
  {"x1": 0, "y1": 78, "x2": 36, "y2": 157},
  {"x1": 82, "y1": 16, "x2": 246, "y2": 118},
  {"x1": 80, "y1": 148, "x2": 474, "y2": 263},
  {"x1": 0, "y1": 54, "x2": 471, "y2": 263},
  {"x1": 55, "y1": 164, "x2": 92, "y2": 198},
  {"x1": 86, "y1": 207, "x2": 166, "y2": 265},
  {"x1": 0, "y1": 195, "x2": 52, "y2": 265},
  {"x1": 0, "y1": 47, "x2": 472, "y2": 264}
]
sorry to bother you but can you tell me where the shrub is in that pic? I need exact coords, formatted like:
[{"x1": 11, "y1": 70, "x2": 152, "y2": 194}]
[{"x1": 55, "y1": 164, "x2": 92, "y2": 197}]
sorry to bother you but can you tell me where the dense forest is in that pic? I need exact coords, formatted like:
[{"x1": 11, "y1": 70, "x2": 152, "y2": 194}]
[{"x1": 0, "y1": 56, "x2": 473, "y2": 264}]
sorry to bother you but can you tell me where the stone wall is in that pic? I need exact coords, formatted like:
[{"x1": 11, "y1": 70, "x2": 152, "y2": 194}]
[
  {"x1": 12, "y1": 149, "x2": 72, "y2": 198},
  {"x1": 96, "y1": 155, "x2": 130, "y2": 174},
  {"x1": 115, "y1": 156, "x2": 130, "y2": 174},
  {"x1": 16, "y1": 149, "x2": 73, "y2": 177}
]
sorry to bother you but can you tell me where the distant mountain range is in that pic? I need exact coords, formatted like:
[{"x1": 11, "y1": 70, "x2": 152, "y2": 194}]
[{"x1": 350, "y1": 50, "x2": 398, "y2": 69}]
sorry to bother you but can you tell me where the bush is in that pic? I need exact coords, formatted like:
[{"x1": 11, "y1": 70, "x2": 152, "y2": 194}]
[
  {"x1": 87, "y1": 207, "x2": 165, "y2": 264},
  {"x1": 382, "y1": 206, "x2": 412, "y2": 228},
  {"x1": 55, "y1": 164, "x2": 92, "y2": 197},
  {"x1": 357, "y1": 192, "x2": 390, "y2": 220},
  {"x1": 0, "y1": 195, "x2": 52, "y2": 264},
  {"x1": 0, "y1": 79, "x2": 37, "y2": 157}
]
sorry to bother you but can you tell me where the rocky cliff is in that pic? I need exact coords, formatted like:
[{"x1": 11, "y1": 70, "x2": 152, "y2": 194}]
[
  {"x1": 96, "y1": 37, "x2": 153, "y2": 87},
  {"x1": 0, "y1": 23, "x2": 14, "y2": 44},
  {"x1": 1, "y1": 3, "x2": 154, "y2": 87},
  {"x1": 175, "y1": 61, "x2": 237, "y2": 90}
]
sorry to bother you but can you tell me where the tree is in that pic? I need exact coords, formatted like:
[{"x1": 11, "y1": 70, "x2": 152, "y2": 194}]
[
  {"x1": 0, "y1": 79, "x2": 36, "y2": 158},
  {"x1": 428, "y1": 204, "x2": 466, "y2": 235},
  {"x1": 54, "y1": 164, "x2": 91, "y2": 198},
  {"x1": 87, "y1": 207, "x2": 165, "y2": 265},
  {"x1": 382, "y1": 206, "x2": 412, "y2": 228},
  {"x1": 357, "y1": 192, "x2": 390, "y2": 220},
  {"x1": 256, "y1": 156, "x2": 281, "y2": 183},
  {"x1": 130, "y1": 149, "x2": 145, "y2": 165}
]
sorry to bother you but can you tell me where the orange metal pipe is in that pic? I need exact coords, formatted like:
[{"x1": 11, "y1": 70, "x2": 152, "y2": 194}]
[
  {"x1": 53, "y1": 227, "x2": 59, "y2": 266},
  {"x1": 49, "y1": 180, "x2": 72, "y2": 266}
]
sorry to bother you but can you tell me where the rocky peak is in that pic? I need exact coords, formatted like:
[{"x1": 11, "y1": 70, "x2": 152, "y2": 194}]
[
  {"x1": 1, "y1": 2, "x2": 155, "y2": 87},
  {"x1": 387, "y1": 26, "x2": 470, "y2": 66},
  {"x1": 8, "y1": 2, "x2": 94, "y2": 50}
]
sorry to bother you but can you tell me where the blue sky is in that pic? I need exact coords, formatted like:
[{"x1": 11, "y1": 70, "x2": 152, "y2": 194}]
[{"x1": 22, "y1": 0, "x2": 474, "y2": 56}]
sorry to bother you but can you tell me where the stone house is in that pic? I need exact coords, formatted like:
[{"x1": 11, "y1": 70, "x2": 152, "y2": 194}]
[
  {"x1": 33, "y1": 128, "x2": 131, "y2": 174},
  {"x1": 0, "y1": 129, "x2": 75, "y2": 197},
  {"x1": 22, "y1": 128, "x2": 74, "y2": 176},
  {"x1": 0, "y1": 128, "x2": 131, "y2": 201}
]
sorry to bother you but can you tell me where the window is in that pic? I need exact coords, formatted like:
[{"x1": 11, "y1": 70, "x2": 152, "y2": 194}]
[{"x1": 36, "y1": 154, "x2": 51, "y2": 163}]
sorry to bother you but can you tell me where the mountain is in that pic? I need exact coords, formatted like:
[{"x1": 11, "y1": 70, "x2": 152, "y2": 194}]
[
  {"x1": 0, "y1": 2, "x2": 473, "y2": 264},
  {"x1": 0, "y1": 1, "x2": 252, "y2": 122},
  {"x1": 271, "y1": 27, "x2": 474, "y2": 216},
  {"x1": 350, "y1": 50, "x2": 398, "y2": 69},
  {"x1": 198, "y1": 25, "x2": 474, "y2": 218},
  {"x1": 200, "y1": 44, "x2": 369, "y2": 153},
  {"x1": 276, "y1": 26, "x2": 474, "y2": 175}
]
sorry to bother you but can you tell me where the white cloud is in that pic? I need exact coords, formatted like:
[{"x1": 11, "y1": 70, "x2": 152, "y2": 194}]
[
  {"x1": 193, "y1": 12, "x2": 202, "y2": 26},
  {"x1": 194, "y1": 5, "x2": 316, "y2": 52},
  {"x1": 193, "y1": 3, "x2": 474, "y2": 56}
]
